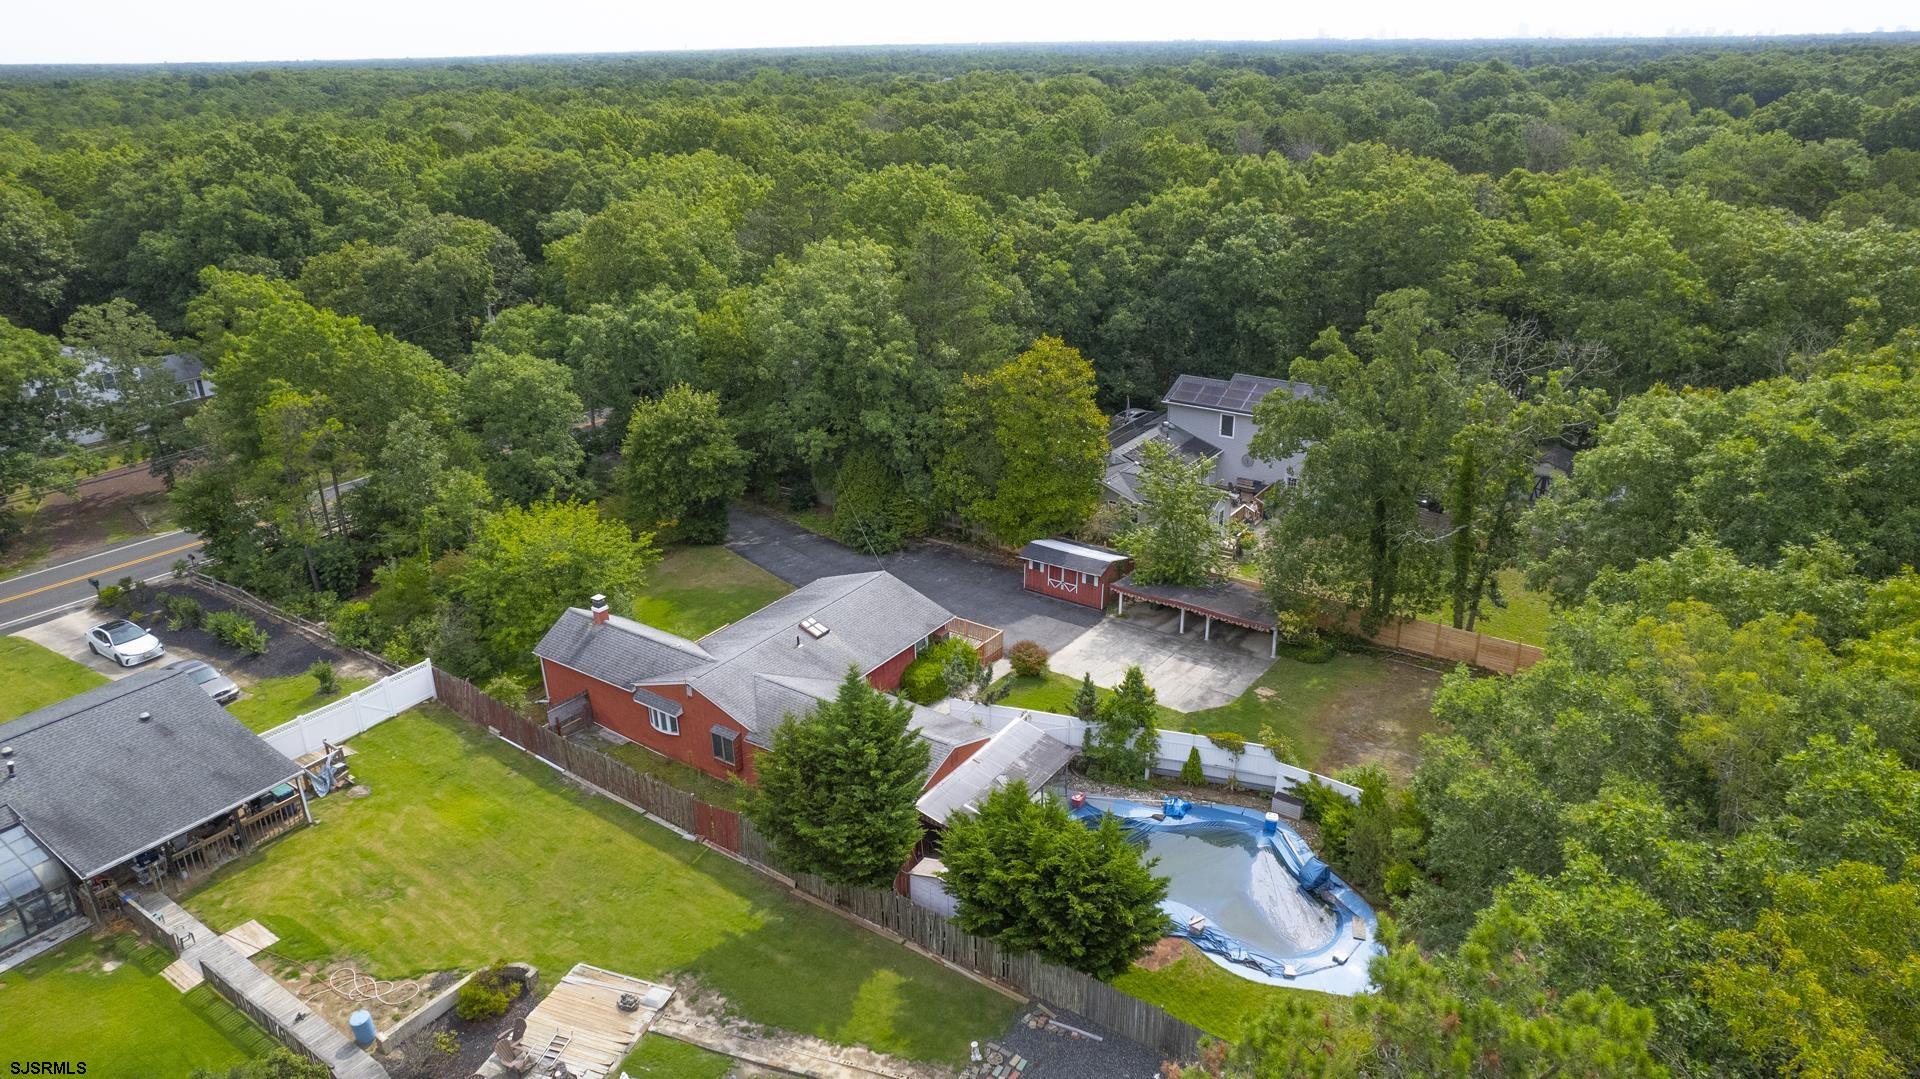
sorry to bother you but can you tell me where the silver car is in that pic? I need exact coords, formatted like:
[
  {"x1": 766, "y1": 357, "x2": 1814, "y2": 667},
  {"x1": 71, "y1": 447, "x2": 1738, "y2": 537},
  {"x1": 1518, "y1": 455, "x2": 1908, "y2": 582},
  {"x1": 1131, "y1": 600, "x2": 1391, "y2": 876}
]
[
  {"x1": 167, "y1": 659, "x2": 240, "y2": 704},
  {"x1": 87, "y1": 619, "x2": 165, "y2": 667}
]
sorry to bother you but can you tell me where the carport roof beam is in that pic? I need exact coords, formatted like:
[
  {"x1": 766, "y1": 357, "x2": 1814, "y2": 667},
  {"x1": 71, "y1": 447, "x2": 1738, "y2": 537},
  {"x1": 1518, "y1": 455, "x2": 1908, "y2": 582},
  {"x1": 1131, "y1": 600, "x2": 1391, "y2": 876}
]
[{"x1": 1109, "y1": 574, "x2": 1278, "y2": 634}]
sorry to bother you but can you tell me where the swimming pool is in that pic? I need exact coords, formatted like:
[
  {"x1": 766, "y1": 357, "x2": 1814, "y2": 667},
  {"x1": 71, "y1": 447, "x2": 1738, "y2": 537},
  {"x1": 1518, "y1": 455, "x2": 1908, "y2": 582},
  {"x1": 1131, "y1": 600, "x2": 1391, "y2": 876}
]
[{"x1": 1072, "y1": 794, "x2": 1380, "y2": 994}]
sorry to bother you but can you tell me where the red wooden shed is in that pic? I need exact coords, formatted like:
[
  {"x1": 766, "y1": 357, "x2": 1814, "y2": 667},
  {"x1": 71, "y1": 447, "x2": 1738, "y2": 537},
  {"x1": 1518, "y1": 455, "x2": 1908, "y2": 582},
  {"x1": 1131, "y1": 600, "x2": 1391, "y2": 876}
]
[{"x1": 1019, "y1": 539, "x2": 1133, "y2": 611}]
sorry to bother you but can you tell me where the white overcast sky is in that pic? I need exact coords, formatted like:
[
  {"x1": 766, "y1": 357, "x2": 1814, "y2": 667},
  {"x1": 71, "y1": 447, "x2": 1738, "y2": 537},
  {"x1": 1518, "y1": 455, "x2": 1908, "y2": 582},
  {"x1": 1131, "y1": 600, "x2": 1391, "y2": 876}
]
[{"x1": 3, "y1": 0, "x2": 1915, "y2": 65}]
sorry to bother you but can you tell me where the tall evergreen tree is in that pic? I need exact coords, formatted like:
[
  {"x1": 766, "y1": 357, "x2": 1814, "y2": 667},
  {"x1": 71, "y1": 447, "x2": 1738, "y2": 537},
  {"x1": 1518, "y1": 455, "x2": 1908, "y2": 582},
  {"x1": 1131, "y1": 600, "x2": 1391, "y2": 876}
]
[{"x1": 746, "y1": 668, "x2": 931, "y2": 887}]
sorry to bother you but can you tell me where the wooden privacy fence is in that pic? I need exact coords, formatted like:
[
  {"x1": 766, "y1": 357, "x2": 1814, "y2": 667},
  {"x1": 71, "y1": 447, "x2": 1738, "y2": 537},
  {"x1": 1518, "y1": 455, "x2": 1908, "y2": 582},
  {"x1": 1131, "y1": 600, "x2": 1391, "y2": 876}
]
[
  {"x1": 1317, "y1": 608, "x2": 1544, "y2": 674},
  {"x1": 429, "y1": 668, "x2": 1208, "y2": 1061}
]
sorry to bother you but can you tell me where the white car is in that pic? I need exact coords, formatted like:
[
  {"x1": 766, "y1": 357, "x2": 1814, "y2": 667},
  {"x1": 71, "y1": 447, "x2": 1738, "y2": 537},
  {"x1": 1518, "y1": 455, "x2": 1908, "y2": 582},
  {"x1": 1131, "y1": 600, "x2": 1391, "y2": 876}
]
[{"x1": 87, "y1": 619, "x2": 165, "y2": 667}]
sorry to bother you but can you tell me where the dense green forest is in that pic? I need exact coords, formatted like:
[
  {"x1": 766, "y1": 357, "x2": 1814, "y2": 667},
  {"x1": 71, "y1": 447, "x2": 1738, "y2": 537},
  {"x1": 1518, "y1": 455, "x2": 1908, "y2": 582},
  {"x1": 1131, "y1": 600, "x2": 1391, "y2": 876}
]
[{"x1": 4, "y1": 38, "x2": 1920, "y2": 1076}]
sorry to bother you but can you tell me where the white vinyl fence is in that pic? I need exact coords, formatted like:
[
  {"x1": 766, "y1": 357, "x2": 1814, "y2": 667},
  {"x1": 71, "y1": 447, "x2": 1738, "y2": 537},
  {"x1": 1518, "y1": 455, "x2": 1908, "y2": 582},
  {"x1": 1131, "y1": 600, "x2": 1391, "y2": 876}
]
[
  {"x1": 259, "y1": 659, "x2": 437, "y2": 760},
  {"x1": 943, "y1": 699, "x2": 1364, "y2": 803}
]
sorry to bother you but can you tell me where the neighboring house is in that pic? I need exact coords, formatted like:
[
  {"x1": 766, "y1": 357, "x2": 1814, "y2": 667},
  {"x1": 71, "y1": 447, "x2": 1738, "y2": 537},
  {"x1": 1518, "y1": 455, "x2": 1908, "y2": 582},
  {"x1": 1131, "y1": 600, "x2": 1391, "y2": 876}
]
[
  {"x1": 59, "y1": 350, "x2": 215, "y2": 446},
  {"x1": 1161, "y1": 373, "x2": 1314, "y2": 492},
  {"x1": 1103, "y1": 373, "x2": 1316, "y2": 511},
  {"x1": 534, "y1": 572, "x2": 1003, "y2": 789},
  {"x1": 0, "y1": 669, "x2": 307, "y2": 966},
  {"x1": 1019, "y1": 538, "x2": 1132, "y2": 611}
]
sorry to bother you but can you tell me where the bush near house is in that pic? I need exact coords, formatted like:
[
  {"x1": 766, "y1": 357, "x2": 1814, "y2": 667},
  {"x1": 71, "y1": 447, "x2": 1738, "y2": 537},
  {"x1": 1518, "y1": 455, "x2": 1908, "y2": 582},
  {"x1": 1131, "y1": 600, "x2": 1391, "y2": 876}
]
[{"x1": 899, "y1": 636, "x2": 984, "y2": 704}]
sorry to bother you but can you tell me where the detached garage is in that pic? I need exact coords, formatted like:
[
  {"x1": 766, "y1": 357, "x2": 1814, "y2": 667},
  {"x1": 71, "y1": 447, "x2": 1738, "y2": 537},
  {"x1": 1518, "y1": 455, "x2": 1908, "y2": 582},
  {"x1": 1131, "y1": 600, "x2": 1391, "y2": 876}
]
[{"x1": 1019, "y1": 539, "x2": 1133, "y2": 611}]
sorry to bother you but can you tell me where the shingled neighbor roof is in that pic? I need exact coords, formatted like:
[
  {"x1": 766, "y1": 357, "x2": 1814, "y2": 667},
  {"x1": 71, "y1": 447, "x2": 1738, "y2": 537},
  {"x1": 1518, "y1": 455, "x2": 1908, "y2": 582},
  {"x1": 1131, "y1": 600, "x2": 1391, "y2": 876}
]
[
  {"x1": 1163, "y1": 373, "x2": 1315, "y2": 415},
  {"x1": 0, "y1": 669, "x2": 301, "y2": 878},
  {"x1": 1020, "y1": 538, "x2": 1131, "y2": 577},
  {"x1": 537, "y1": 572, "x2": 956, "y2": 747}
]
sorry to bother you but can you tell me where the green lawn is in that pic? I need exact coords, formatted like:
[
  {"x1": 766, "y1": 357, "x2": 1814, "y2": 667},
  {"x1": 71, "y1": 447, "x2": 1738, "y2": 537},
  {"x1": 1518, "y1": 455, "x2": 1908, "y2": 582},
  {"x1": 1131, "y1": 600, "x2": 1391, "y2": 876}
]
[
  {"x1": 618, "y1": 1037, "x2": 736, "y2": 1079},
  {"x1": 995, "y1": 670, "x2": 1181, "y2": 725},
  {"x1": 1175, "y1": 649, "x2": 1441, "y2": 781},
  {"x1": 0, "y1": 932, "x2": 275, "y2": 1076},
  {"x1": 1112, "y1": 949, "x2": 1302, "y2": 1041},
  {"x1": 226, "y1": 671, "x2": 374, "y2": 733},
  {"x1": 0, "y1": 637, "x2": 107, "y2": 721},
  {"x1": 630, "y1": 545, "x2": 794, "y2": 640},
  {"x1": 1423, "y1": 568, "x2": 1554, "y2": 647},
  {"x1": 598, "y1": 737, "x2": 747, "y2": 810},
  {"x1": 186, "y1": 706, "x2": 1015, "y2": 1063}
]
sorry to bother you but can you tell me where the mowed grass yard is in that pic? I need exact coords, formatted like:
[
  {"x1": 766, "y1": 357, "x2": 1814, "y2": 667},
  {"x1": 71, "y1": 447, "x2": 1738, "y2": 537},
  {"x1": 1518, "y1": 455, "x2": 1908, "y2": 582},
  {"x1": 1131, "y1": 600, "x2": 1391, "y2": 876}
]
[
  {"x1": 629, "y1": 545, "x2": 793, "y2": 640},
  {"x1": 0, "y1": 636, "x2": 108, "y2": 721},
  {"x1": 186, "y1": 705, "x2": 1016, "y2": 1064},
  {"x1": 0, "y1": 932, "x2": 274, "y2": 1075},
  {"x1": 1423, "y1": 568, "x2": 1554, "y2": 647},
  {"x1": 1112, "y1": 946, "x2": 1302, "y2": 1040},
  {"x1": 227, "y1": 671, "x2": 373, "y2": 733}
]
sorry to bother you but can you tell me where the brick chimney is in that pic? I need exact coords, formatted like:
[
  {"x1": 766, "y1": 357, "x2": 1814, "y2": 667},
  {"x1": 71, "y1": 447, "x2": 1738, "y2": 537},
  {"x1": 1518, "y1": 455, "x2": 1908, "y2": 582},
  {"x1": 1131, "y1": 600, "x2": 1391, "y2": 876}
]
[{"x1": 590, "y1": 594, "x2": 610, "y2": 625}]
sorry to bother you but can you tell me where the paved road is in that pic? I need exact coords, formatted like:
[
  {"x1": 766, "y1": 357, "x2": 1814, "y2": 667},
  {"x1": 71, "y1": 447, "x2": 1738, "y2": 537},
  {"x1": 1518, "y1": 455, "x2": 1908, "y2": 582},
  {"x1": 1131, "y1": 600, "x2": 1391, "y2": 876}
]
[
  {"x1": 725, "y1": 508, "x2": 1103, "y2": 653},
  {"x1": 0, "y1": 530, "x2": 205, "y2": 632}
]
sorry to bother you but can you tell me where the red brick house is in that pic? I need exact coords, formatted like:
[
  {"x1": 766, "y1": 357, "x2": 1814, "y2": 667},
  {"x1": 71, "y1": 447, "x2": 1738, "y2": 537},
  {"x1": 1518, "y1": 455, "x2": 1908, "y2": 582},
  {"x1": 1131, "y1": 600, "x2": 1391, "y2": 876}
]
[
  {"x1": 535, "y1": 571, "x2": 998, "y2": 788},
  {"x1": 1019, "y1": 538, "x2": 1133, "y2": 611}
]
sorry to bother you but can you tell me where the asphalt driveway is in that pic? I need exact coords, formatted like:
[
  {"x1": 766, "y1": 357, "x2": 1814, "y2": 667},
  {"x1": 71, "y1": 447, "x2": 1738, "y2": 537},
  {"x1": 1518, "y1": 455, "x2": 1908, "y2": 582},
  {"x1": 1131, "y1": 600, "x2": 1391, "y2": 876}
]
[{"x1": 725, "y1": 508, "x2": 1103, "y2": 653}]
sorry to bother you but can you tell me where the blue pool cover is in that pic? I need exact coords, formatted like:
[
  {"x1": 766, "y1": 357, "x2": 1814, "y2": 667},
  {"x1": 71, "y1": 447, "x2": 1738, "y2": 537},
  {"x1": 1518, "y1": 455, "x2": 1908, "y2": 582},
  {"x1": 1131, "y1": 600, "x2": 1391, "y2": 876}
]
[{"x1": 1073, "y1": 795, "x2": 1381, "y2": 995}]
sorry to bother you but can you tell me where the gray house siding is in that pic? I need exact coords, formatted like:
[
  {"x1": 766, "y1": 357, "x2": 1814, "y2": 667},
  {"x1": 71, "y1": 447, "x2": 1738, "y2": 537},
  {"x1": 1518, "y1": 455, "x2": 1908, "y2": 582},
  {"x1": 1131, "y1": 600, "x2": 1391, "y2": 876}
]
[{"x1": 1163, "y1": 402, "x2": 1304, "y2": 489}]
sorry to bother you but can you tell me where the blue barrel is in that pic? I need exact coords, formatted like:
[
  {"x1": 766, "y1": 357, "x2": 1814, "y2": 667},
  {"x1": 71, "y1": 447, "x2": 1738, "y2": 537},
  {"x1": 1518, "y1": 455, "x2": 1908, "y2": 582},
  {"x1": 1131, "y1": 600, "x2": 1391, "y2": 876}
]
[{"x1": 349, "y1": 1009, "x2": 376, "y2": 1047}]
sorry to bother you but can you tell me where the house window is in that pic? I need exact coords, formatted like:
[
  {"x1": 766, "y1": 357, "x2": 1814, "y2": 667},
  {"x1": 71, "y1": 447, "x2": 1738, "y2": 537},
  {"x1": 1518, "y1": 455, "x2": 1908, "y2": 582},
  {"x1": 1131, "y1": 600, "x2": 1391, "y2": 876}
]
[
  {"x1": 914, "y1": 634, "x2": 932, "y2": 655},
  {"x1": 1220, "y1": 414, "x2": 1235, "y2": 438},
  {"x1": 648, "y1": 707, "x2": 679, "y2": 736},
  {"x1": 711, "y1": 728, "x2": 738, "y2": 766}
]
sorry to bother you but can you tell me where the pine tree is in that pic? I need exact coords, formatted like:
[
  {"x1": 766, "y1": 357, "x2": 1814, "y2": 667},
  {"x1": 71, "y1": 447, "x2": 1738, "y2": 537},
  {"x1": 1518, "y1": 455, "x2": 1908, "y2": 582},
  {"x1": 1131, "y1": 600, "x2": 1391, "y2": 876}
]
[
  {"x1": 941, "y1": 781, "x2": 1170, "y2": 978},
  {"x1": 745, "y1": 667, "x2": 931, "y2": 887}
]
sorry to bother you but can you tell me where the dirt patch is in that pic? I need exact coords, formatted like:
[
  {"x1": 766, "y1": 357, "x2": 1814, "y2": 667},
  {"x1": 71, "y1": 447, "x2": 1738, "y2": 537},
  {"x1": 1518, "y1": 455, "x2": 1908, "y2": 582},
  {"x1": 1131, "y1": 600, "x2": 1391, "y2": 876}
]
[
  {"x1": 1135, "y1": 936, "x2": 1197, "y2": 973},
  {"x1": 1306, "y1": 657, "x2": 1442, "y2": 780},
  {"x1": 8, "y1": 466, "x2": 172, "y2": 571},
  {"x1": 265, "y1": 958, "x2": 454, "y2": 1036},
  {"x1": 653, "y1": 980, "x2": 952, "y2": 1079}
]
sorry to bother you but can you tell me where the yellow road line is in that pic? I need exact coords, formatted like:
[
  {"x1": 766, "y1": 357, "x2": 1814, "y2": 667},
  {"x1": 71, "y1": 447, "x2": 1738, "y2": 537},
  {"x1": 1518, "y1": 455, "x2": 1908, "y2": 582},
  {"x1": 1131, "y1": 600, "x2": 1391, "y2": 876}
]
[{"x1": 0, "y1": 539, "x2": 204, "y2": 605}]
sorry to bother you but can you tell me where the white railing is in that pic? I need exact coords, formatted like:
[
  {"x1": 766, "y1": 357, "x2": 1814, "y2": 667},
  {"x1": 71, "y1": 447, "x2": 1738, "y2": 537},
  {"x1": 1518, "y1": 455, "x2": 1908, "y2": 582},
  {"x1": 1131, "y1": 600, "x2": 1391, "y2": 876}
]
[
  {"x1": 943, "y1": 699, "x2": 1364, "y2": 803},
  {"x1": 259, "y1": 659, "x2": 436, "y2": 760}
]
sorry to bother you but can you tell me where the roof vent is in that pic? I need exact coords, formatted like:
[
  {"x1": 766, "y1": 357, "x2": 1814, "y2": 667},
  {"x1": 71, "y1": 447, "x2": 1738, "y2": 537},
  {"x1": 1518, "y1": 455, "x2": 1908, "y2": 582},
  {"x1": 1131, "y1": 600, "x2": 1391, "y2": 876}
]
[
  {"x1": 2, "y1": 746, "x2": 13, "y2": 779},
  {"x1": 799, "y1": 617, "x2": 830, "y2": 640},
  {"x1": 138, "y1": 711, "x2": 152, "y2": 723}
]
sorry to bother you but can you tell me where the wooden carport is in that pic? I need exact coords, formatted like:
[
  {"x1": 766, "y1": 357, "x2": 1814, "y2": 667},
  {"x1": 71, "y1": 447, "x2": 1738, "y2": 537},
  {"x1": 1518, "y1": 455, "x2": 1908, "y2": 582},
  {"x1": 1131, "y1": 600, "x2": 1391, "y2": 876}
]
[{"x1": 1109, "y1": 574, "x2": 1282, "y2": 657}]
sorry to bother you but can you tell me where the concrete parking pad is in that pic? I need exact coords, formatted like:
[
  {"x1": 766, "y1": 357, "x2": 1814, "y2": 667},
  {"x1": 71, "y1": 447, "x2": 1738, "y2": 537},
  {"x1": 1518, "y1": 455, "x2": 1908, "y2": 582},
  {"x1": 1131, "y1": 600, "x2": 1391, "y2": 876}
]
[{"x1": 1047, "y1": 607, "x2": 1274, "y2": 712}]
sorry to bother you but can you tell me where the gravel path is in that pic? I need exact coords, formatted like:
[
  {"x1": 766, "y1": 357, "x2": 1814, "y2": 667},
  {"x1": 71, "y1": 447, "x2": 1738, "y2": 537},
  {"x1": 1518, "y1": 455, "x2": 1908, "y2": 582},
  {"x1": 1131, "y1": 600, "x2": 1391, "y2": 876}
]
[{"x1": 965, "y1": 1006, "x2": 1168, "y2": 1079}]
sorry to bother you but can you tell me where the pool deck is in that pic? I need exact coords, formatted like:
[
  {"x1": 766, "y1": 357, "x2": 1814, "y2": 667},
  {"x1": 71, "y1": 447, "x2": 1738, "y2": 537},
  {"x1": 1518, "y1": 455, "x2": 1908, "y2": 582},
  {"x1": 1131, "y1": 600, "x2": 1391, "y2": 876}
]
[{"x1": 1076, "y1": 795, "x2": 1382, "y2": 995}]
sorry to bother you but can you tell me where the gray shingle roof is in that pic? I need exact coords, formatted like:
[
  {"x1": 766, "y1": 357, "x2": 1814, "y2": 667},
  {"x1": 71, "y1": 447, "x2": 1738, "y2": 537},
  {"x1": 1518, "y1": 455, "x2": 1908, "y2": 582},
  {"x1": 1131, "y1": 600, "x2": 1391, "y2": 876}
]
[
  {"x1": 1020, "y1": 538, "x2": 1131, "y2": 577},
  {"x1": 1164, "y1": 373, "x2": 1315, "y2": 415},
  {"x1": 681, "y1": 572, "x2": 954, "y2": 743},
  {"x1": 537, "y1": 572, "x2": 956, "y2": 748},
  {"x1": 535, "y1": 609, "x2": 716, "y2": 687},
  {"x1": 0, "y1": 669, "x2": 301, "y2": 877},
  {"x1": 751, "y1": 675, "x2": 998, "y2": 778},
  {"x1": 916, "y1": 718, "x2": 1075, "y2": 823}
]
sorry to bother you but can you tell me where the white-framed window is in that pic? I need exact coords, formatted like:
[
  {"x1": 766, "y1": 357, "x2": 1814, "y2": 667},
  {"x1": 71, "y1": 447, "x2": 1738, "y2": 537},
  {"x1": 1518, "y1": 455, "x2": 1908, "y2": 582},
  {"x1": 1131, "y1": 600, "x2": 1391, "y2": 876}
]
[
  {"x1": 648, "y1": 707, "x2": 679, "y2": 735},
  {"x1": 914, "y1": 634, "x2": 932, "y2": 655},
  {"x1": 1220, "y1": 414, "x2": 1235, "y2": 438},
  {"x1": 711, "y1": 727, "x2": 739, "y2": 767}
]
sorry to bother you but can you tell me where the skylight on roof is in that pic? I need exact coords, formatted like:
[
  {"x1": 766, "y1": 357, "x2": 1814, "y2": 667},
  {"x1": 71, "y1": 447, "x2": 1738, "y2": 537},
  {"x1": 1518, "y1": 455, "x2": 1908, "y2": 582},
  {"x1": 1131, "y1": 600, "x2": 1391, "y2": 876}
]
[{"x1": 799, "y1": 617, "x2": 830, "y2": 639}]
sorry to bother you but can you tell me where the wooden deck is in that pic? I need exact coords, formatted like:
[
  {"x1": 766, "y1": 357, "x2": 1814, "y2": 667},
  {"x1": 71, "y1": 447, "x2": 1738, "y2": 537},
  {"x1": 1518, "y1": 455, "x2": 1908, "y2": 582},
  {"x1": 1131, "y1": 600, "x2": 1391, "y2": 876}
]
[{"x1": 515, "y1": 963, "x2": 672, "y2": 1079}]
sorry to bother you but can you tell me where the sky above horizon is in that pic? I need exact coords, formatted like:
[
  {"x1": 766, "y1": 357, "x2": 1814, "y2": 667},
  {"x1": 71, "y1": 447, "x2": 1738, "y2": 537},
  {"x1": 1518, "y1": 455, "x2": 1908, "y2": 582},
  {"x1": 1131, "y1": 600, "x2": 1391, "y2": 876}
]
[{"x1": 4, "y1": 0, "x2": 1915, "y2": 65}]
